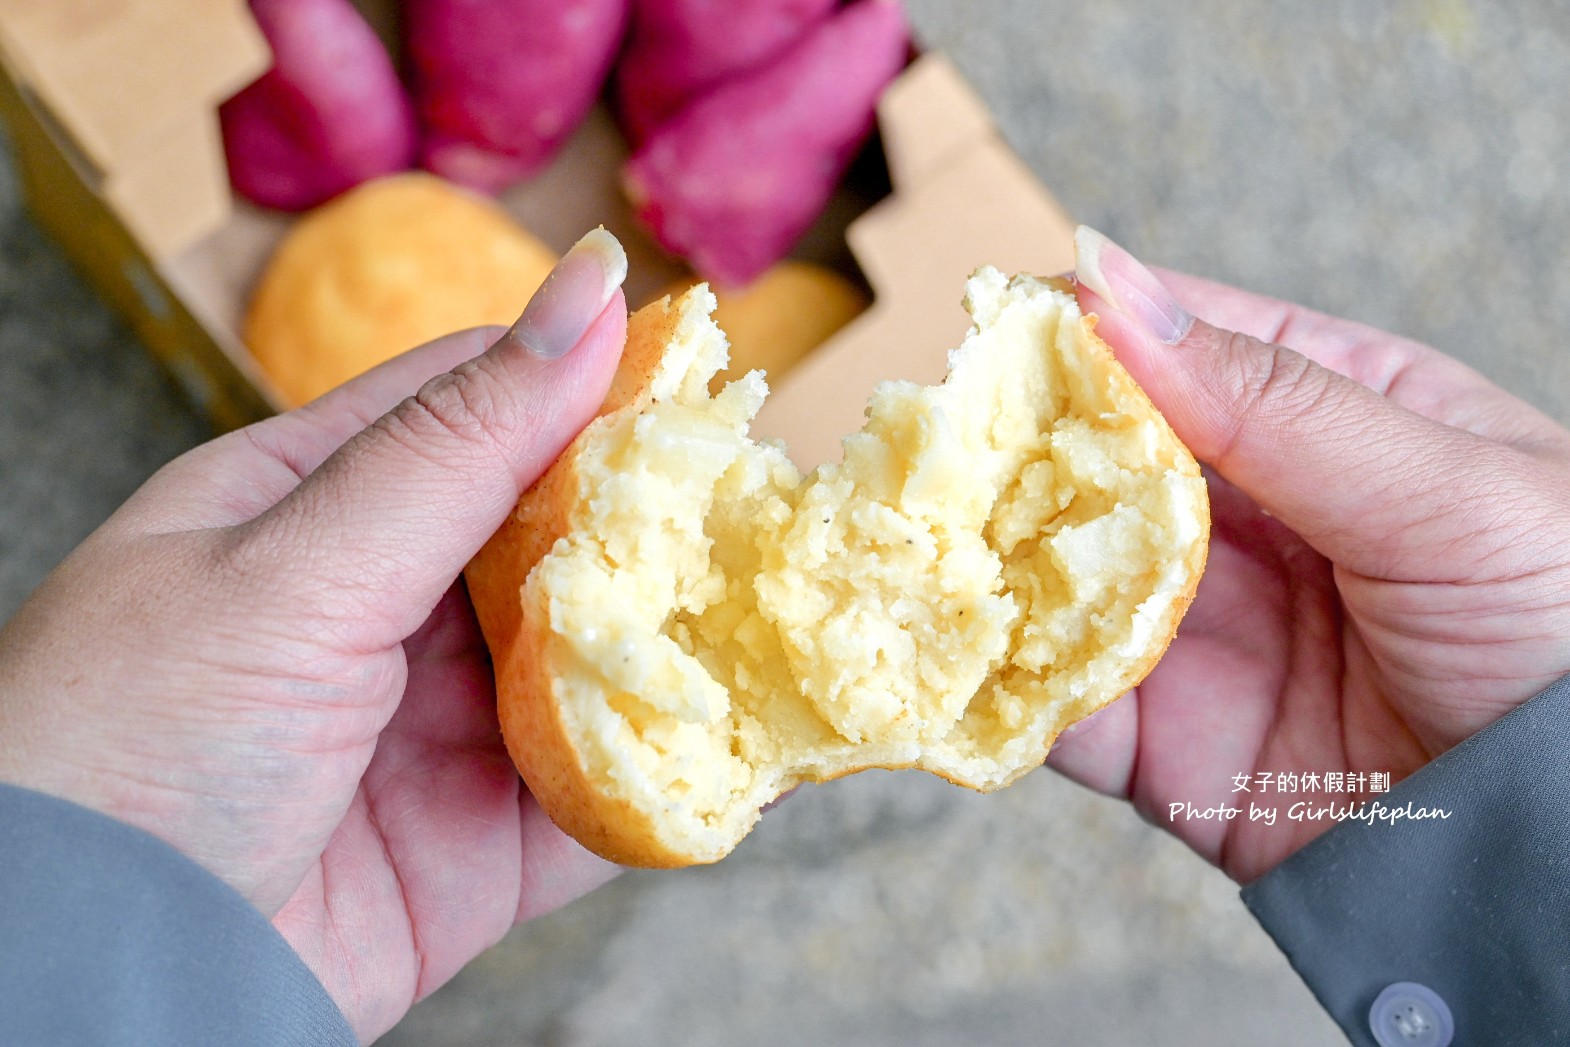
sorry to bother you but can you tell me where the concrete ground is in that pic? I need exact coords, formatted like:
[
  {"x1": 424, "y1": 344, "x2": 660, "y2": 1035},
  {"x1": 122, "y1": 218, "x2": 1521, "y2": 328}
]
[{"x1": 4, "y1": 2, "x2": 1567, "y2": 1044}]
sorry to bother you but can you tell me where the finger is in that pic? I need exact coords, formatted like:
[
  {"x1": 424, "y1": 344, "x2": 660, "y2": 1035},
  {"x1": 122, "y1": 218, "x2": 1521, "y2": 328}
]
[
  {"x1": 226, "y1": 229, "x2": 629, "y2": 648},
  {"x1": 1149, "y1": 267, "x2": 1570, "y2": 454},
  {"x1": 250, "y1": 325, "x2": 515, "y2": 490},
  {"x1": 122, "y1": 326, "x2": 513, "y2": 533},
  {"x1": 1045, "y1": 691, "x2": 1139, "y2": 799},
  {"x1": 1073, "y1": 226, "x2": 1543, "y2": 579},
  {"x1": 397, "y1": 582, "x2": 503, "y2": 748},
  {"x1": 401, "y1": 586, "x2": 621, "y2": 919},
  {"x1": 517, "y1": 791, "x2": 621, "y2": 923},
  {"x1": 1070, "y1": 229, "x2": 1561, "y2": 451}
]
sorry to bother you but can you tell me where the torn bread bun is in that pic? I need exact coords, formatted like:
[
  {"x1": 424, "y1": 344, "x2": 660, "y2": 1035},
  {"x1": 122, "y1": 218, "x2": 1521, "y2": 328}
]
[{"x1": 466, "y1": 268, "x2": 1209, "y2": 867}]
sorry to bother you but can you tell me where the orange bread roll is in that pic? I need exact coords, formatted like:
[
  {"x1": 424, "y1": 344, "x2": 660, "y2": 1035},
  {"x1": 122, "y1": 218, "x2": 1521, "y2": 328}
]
[
  {"x1": 467, "y1": 268, "x2": 1209, "y2": 867},
  {"x1": 246, "y1": 172, "x2": 557, "y2": 406}
]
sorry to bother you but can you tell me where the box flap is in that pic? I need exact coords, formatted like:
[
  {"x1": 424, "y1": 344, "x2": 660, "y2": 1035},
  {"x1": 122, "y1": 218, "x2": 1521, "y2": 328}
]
[
  {"x1": 103, "y1": 108, "x2": 233, "y2": 262},
  {"x1": 0, "y1": 0, "x2": 268, "y2": 173},
  {"x1": 0, "y1": 0, "x2": 268, "y2": 260},
  {"x1": 876, "y1": 53, "x2": 997, "y2": 192},
  {"x1": 751, "y1": 54, "x2": 1077, "y2": 469}
]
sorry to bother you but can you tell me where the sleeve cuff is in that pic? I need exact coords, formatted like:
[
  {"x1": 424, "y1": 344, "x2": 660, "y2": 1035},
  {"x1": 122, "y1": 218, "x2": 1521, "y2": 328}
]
[
  {"x1": 1241, "y1": 675, "x2": 1570, "y2": 1046},
  {"x1": 0, "y1": 782, "x2": 357, "y2": 1046}
]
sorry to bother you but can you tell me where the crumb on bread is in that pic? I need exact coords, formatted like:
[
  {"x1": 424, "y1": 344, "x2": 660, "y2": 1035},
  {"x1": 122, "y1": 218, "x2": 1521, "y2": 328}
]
[{"x1": 467, "y1": 268, "x2": 1209, "y2": 867}]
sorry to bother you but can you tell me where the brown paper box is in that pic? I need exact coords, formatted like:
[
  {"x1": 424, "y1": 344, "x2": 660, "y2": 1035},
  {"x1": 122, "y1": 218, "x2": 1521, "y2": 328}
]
[
  {"x1": 101, "y1": 107, "x2": 234, "y2": 262},
  {"x1": 0, "y1": 0, "x2": 266, "y2": 174},
  {"x1": 753, "y1": 55, "x2": 1077, "y2": 467},
  {"x1": 0, "y1": 2, "x2": 1076, "y2": 466}
]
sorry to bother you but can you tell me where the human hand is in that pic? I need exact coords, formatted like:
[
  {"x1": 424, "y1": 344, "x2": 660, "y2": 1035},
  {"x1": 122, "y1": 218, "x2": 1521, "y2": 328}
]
[
  {"x1": 0, "y1": 231, "x2": 630, "y2": 1041},
  {"x1": 1051, "y1": 227, "x2": 1570, "y2": 884}
]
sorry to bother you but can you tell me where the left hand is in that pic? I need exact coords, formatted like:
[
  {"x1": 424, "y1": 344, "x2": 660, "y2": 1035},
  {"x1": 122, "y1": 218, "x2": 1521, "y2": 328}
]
[
  {"x1": 1051, "y1": 228, "x2": 1570, "y2": 884},
  {"x1": 0, "y1": 233, "x2": 628, "y2": 1041}
]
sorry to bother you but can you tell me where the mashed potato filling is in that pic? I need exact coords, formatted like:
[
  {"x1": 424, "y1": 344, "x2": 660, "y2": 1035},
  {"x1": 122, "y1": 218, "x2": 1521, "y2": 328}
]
[{"x1": 527, "y1": 271, "x2": 1207, "y2": 850}]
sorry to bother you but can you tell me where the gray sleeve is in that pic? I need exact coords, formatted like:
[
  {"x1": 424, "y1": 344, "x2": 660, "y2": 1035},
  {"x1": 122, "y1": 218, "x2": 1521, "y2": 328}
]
[
  {"x1": 0, "y1": 782, "x2": 357, "y2": 1047},
  {"x1": 1241, "y1": 675, "x2": 1570, "y2": 1046}
]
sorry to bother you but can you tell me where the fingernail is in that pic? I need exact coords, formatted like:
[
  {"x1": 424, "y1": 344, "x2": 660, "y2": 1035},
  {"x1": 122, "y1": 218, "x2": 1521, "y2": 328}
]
[
  {"x1": 1074, "y1": 226, "x2": 1193, "y2": 344},
  {"x1": 508, "y1": 228, "x2": 628, "y2": 359}
]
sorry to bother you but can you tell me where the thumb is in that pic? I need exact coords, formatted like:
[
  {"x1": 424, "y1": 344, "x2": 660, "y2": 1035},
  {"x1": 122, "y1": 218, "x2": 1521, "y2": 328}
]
[
  {"x1": 226, "y1": 228, "x2": 629, "y2": 646},
  {"x1": 1072, "y1": 226, "x2": 1498, "y2": 577}
]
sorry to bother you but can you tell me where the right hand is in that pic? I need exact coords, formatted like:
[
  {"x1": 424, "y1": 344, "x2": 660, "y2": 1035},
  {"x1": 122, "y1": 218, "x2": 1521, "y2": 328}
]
[{"x1": 1049, "y1": 227, "x2": 1570, "y2": 883}]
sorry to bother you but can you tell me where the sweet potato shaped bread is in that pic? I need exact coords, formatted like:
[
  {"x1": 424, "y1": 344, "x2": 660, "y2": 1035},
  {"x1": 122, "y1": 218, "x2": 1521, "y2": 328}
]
[
  {"x1": 407, "y1": 0, "x2": 631, "y2": 193},
  {"x1": 220, "y1": 0, "x2": 416, "y2": 211},
  {"x1": 466, "y1": 269, "x2": 1209, "y2": 867},
  {"x1": 615, "y1": 0, "x2": 838, "y2": 145},
  {"x1": 623, "y1": 0, "x2": 908, "y2": 287}
]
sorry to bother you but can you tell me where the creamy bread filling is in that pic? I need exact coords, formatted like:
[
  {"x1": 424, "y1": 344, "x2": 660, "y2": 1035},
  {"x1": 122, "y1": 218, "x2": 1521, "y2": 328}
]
[{"x1": 527, "y1": 271, "x2": 1207, "y2": 850}]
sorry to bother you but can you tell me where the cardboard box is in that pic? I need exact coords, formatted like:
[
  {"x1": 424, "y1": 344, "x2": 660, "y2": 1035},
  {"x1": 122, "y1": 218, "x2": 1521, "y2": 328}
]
[{"x1": 0, "y1": 1, "x2": 1076, "y2": 467}]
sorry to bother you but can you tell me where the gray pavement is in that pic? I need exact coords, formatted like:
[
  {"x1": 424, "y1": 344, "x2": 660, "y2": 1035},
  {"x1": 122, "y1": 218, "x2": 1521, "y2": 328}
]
[{"x1": 5, "y1": 2, "x2": 1568, "y2": 1044}]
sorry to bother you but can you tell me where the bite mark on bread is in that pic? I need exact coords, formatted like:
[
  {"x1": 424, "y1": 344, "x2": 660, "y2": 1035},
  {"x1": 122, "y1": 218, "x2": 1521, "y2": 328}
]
[{"x1": 466, "y1": 270, "x2": 1209, "y2": 867}]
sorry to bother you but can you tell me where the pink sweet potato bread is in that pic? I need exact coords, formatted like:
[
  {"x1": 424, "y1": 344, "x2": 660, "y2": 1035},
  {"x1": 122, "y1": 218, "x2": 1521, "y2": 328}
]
[
  {"x1": 407, "y1": 0, "x2": 631, "y2": 194},
  {"x1": 220, "y1": 0, "x2": 417, "y2": 212},
  {"x1": 614, "y1": 0, "x2": 838, "y2": 145},
  {"x1": 623, "y1": 0, "x2": 908, "y2": 289}
]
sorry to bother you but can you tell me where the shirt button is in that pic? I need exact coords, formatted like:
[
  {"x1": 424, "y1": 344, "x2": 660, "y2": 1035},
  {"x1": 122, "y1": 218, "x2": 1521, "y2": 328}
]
[{"x1": 1368, "y1": 982, "x2": 1454, "y2": 1047}]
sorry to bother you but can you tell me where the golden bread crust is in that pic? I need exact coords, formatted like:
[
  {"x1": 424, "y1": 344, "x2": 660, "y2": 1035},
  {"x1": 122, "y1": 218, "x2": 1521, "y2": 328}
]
[
  {"x1": 247, "y1": 173, "x2": 558, "y2": 407},
  {"x1": 467, "y1": 295, "x2": 696, "y2": 867},
  {"x1": 467, "y1": 275, "x2": 1210, "y2": 868}
]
